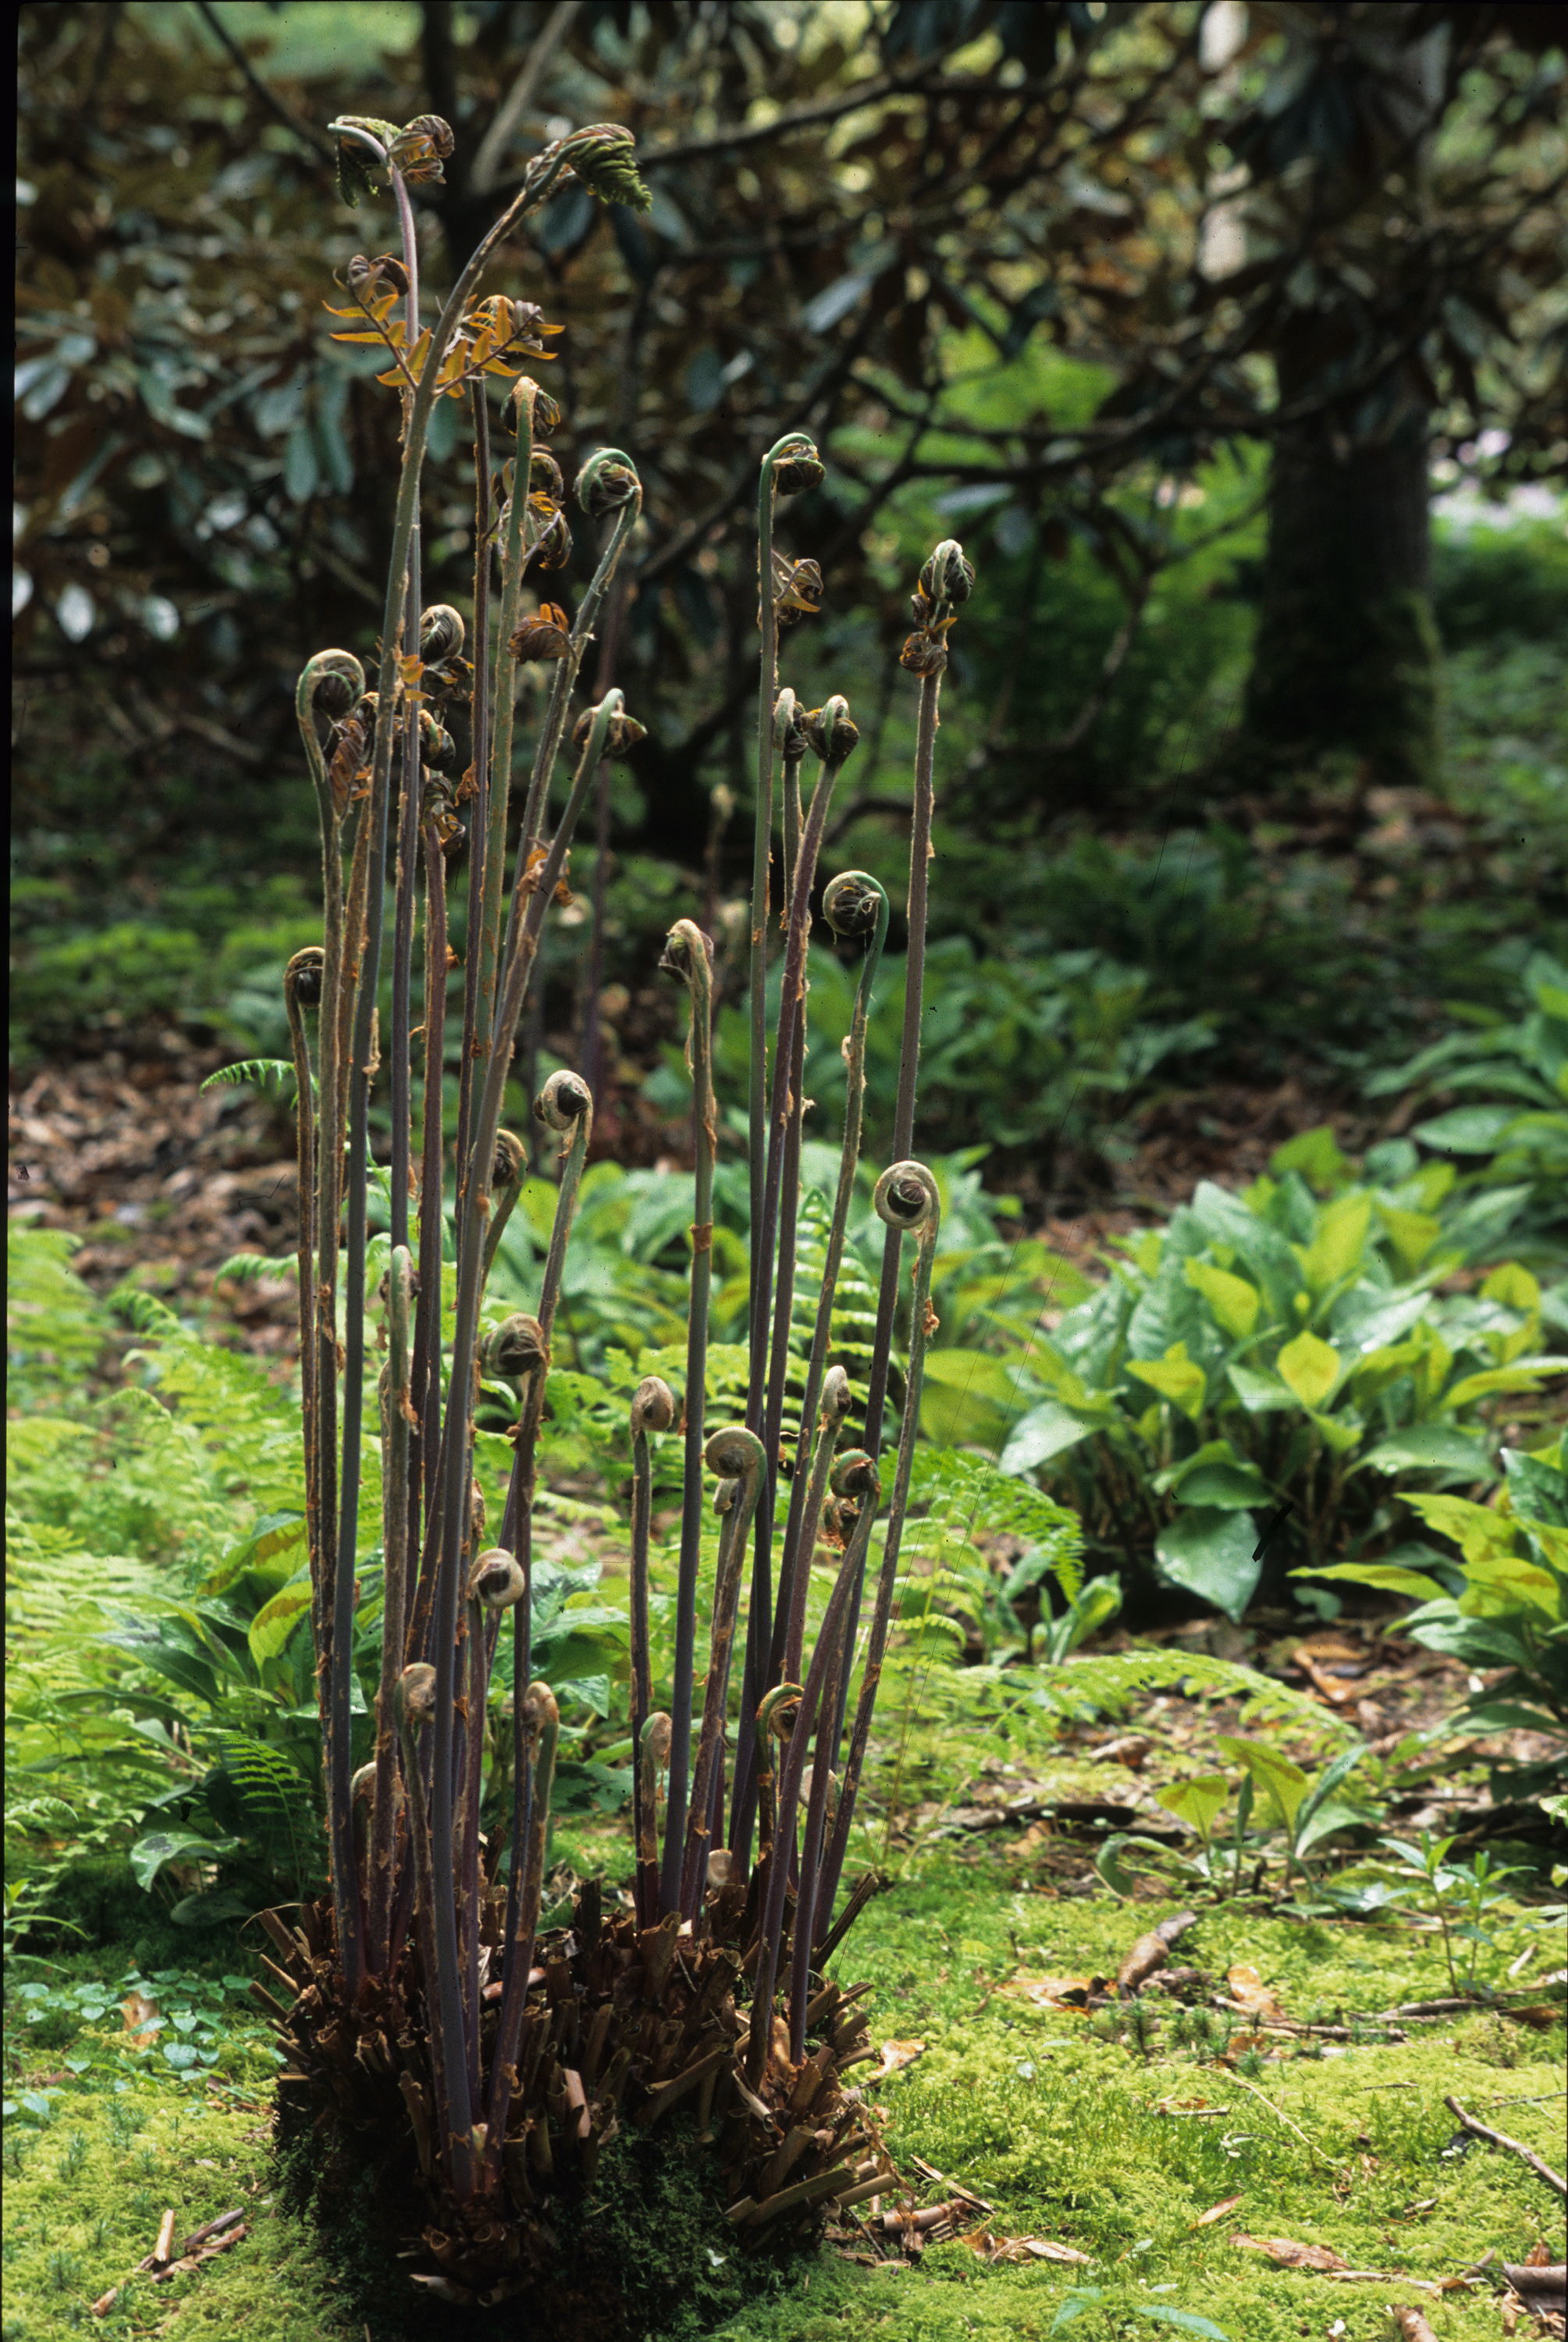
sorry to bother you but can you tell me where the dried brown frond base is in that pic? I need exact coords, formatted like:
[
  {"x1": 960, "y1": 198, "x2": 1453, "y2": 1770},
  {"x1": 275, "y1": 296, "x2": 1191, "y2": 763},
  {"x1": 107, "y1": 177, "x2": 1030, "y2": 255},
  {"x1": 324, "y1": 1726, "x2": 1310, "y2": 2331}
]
[{"x1": 261, "y1": 1874, "x2": 898, "y2": 2323}]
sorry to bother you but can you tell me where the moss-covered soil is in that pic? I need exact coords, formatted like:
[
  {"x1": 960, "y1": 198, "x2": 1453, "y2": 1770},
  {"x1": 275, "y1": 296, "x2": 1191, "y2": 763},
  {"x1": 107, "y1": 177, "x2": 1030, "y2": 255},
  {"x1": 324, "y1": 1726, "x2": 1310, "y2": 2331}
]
[{"x1": 6, "y1": 1821, "x2": 1563, "y2": 2342}]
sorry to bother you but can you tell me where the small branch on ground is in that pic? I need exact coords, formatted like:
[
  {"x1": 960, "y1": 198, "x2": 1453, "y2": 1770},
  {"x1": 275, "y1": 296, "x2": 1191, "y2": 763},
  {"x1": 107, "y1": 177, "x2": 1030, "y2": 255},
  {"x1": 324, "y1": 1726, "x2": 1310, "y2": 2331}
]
[{"x1": 1443, "y1": 2097, "x2": 1567, "y2": 2199}]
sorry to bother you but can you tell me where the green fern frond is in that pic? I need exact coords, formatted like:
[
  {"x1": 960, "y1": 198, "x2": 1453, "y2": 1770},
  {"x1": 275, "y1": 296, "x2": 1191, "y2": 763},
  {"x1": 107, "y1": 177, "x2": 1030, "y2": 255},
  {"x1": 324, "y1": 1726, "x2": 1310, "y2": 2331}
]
[
  {"x1": 1040, "y1": 1646, "x2": 1353, "y2": 1735},
  {"x1": 906, "y1": 1446, "x2": 1085, "y2": 1603},
  {"x1": 215, "y1": 1732, "x2": 306, "y2": 1816},
  {"x1": 213, "y1": 1252, "x2": 295, "y2": 1287},
  {"x1": 200, "y1": 1058, "x2": 298, "y2": 1097},
  {"x1": 779, "y1": 1188, "x2": 882, "y2": 1466},
  {"x1": 110, "y1": 1285, "x2": 184, "y2": 1339}
]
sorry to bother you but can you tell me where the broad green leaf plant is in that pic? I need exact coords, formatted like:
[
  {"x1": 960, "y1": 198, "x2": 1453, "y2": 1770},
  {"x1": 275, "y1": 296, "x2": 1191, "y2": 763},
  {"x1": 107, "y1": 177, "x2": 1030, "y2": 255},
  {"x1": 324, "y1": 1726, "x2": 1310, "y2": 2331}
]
[
  {"x1": 994, "y1": 1134, "x2": 1562, "y2": 1620},
  {"x1": 1298, "y1": 1430, "x2": 1568, "y2": 1790}
]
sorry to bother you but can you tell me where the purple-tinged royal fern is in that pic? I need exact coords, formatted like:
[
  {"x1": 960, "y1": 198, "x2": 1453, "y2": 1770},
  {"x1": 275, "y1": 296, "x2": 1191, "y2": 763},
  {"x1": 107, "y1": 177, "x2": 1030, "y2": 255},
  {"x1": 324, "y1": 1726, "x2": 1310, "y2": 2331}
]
[{"x1": 265, "y1": 107, "x2": 973, "y2": 2309}]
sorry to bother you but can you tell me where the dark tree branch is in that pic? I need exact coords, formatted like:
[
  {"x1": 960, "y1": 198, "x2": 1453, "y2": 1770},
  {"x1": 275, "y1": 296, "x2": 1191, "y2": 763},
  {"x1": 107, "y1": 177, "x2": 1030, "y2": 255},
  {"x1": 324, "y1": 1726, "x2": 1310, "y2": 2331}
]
[
  {"x1": 469, "y1": 0, "x2": 582, "y2": 195},
  {"x1": 190, "y1": 0, "x2": 334, "y2": 161}
]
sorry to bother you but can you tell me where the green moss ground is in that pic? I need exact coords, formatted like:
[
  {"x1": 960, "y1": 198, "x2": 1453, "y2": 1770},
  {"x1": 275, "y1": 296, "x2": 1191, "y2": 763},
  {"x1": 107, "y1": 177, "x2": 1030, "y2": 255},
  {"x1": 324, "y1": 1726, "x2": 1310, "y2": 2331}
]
[{"x1": 5, "y1": 1847, "x2": 1563, "y2": 2342}]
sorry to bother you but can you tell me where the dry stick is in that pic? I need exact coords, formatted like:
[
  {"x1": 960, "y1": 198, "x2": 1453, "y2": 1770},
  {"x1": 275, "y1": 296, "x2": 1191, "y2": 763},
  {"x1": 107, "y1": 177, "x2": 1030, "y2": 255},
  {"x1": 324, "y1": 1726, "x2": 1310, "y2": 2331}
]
[
  {"x1": 1221, "y1": 2066, "x2": 1352, "y2": 2176},
  {"x1": 628, "y1": 1382, "x2": 675, "y2": 1926},
  {"x1": 679, "y1": 1429, "x2": 767, "y2": 1919},
  {"x1": 658, "y1": 919, "x2": 717, "y2": 1916},
  {"x1": 815, "y1": 1166, "x2": 942, "y2": 1953},
  {"x1": 1443, "y1": 2095, "x2": 1567, "y2": 2198}
]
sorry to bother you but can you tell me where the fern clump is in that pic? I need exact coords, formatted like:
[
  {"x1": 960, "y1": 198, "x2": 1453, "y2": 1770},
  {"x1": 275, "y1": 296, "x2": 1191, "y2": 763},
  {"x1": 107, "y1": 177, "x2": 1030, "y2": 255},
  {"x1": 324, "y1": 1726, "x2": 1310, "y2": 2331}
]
[{"x1": 212, "y1": 102, "x2": 1003, "y2": 2310}]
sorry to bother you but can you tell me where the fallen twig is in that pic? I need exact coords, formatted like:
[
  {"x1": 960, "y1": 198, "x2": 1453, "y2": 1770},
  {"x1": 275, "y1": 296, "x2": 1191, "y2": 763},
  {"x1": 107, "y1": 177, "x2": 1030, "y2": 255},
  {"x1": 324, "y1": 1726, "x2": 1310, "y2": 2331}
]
[
  {"x1": 1221, "y1": 2069, "x2": 1353, "y2": 2177},
  {"x1": 1382, "y1": 1989, "x2": 1566, "y2": 2020},
  {"x1": 1387, "y1": 2305, "x2": 1439, "y2": 2342},
  {"x1": 179, "y1": 2207, "x2": 246, "y2": 2256},
  {"x1": 151, "y1": 2221, "x2": 248, "y2": 2284},
  {"x1": 139, "y1": 2209, "x2": 178, "y2": 2272},
  {"x1": 1443, "y1": 2096, "x2": 1567, "y2": 2200},
  {"x1": 1116, "y1": 1910, "x2": 1198, "y2": 1996}
]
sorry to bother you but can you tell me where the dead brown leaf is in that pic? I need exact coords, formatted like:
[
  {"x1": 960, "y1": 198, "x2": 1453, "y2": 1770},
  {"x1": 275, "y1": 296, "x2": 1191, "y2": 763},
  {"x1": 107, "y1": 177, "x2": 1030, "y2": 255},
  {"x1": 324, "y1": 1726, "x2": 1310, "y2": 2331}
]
[
  {"x1": 958, "y1": 2228, "x2": 1093, "y2": 2265},
  {"x1": 1219, "y1": 2031, "x2": 1277, "y2": 2066},
  {"x1": 1298, "y1": 1655, "x2": 1361, "y2": 1706},
  {"x1": 122, "y1": 1991, "x2": 159, "y2": 2049},
  {"x1": 1226, "y1": 1963, "x2": 1286, "y2": 2023},
  {"x1": 1118, "y1": 1931, "x2": 1174, "y2": 1995},
  {"x1": 1230, "y1": 2234, "x2": 1349, "y2": 2273},
  {"x1": 1004, "y1": 1974, "x2": 1094, "y2": 2013},
  {"x1": 1192, "y1": 2196, "x2": 1245, "y2": 2228},
  {"x1": 1387, "y1": 2308, "x2": 1438, "y2": 2342},
  {"x1": 871, "y1": 2040, "x2": 926, "y2": 2082}
]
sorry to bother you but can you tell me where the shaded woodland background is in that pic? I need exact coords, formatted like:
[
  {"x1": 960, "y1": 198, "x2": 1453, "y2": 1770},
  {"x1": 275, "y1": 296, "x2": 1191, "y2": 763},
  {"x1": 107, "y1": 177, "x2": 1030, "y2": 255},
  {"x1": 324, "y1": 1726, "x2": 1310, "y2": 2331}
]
[{"x1": 13, "y1": 0, "x2": 1568, "y2": 1205}]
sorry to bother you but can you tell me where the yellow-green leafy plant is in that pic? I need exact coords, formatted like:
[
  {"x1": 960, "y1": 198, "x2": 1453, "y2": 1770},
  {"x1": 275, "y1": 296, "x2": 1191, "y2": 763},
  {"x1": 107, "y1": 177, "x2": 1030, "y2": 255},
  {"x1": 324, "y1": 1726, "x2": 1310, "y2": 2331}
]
[{"x1": 261, "y1": 109, "x2": 976, "y2": 2308}]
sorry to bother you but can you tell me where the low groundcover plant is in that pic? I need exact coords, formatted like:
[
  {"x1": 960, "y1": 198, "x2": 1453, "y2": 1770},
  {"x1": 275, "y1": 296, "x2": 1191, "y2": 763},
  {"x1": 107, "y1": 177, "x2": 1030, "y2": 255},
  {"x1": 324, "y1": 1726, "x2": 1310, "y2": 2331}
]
[{"x1": 247, "y1": 107, "x2": 993, "y2": 2311}]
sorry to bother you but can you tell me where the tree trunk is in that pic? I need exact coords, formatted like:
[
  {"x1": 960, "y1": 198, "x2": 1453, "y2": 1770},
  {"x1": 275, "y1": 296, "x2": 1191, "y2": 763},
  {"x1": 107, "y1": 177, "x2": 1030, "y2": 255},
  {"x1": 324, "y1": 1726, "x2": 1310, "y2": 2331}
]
[{"x1": 1241, "y1": 319, "x2": 1440, "y2": 793}]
